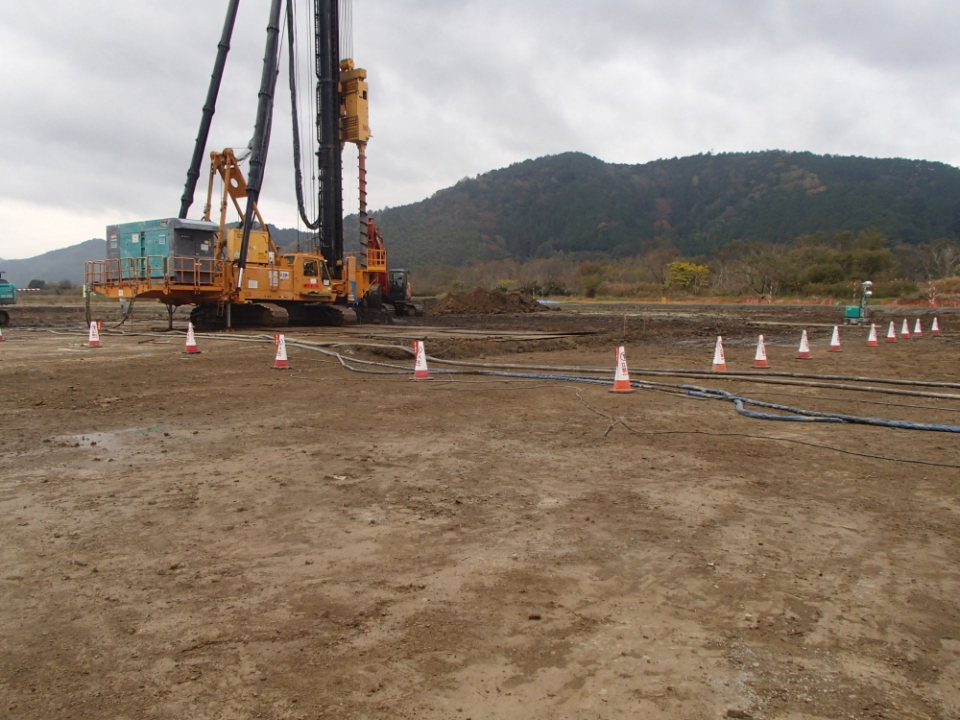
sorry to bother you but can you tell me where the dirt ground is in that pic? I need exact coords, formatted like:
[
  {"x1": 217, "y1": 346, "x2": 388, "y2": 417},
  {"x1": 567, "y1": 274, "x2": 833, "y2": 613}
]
[{"x1": 1, "y1": 306, "x2": 959, "y2": 720}]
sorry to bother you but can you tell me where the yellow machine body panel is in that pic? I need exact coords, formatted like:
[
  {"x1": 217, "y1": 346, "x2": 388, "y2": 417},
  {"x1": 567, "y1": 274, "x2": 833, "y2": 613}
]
[{"x1": 225, "y1": 228, "x2": 271, "y2": 265}]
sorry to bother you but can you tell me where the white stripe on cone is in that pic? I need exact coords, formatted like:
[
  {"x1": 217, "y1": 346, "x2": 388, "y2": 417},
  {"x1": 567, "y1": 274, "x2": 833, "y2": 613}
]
[
  {"x1": 88, "y1": 321, "x2": 101, "y2": 348},
  {"x1": 797, "y1": 330, "x2": 811, "y2": 359},
  {"x1": 867, "y1": 323, "x2": 878, "y2": 346},
  {"x1": 932, "y1": 317, "x2": 940, "y2": 335},
  {"x1": 184, "y1": 322, "x2": 200, "y2": 354},
  {"x1": 886, "y1": 321, "x2": 897, "y2": 343},
  {"x1": 611, "y1": 346, "x2": 635, "y2": 392},
  {"x1": 273, "y1": 334, "x2": 289, "y2": 369},
  {"x1": 913, "y1": 318, "x2": 923, "y2": 337},
  {"x1": 828, "y1": 325, "x2": 842, "y2": 352},
  {"x1": 712, "y1": 336, "x2": 727, "y2": 371},
  {"x1": 901, "y1": 319, "x2": 910, "y2": 338},
  {"x1": 0, "y1": 324, "x2": 4, "y2": 342},
  {"x1": 412, "y1": 340, "x2": 431, "y2": 380},
  {"x1": 753, "y1": 335, "x2": 769, "y2": 368}
]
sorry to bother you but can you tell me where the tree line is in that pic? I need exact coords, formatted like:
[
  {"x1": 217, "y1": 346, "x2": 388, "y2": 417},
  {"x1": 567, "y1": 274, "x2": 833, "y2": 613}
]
[{"x1": 412, "y1": 229, "x2": 960, "y2": 301}]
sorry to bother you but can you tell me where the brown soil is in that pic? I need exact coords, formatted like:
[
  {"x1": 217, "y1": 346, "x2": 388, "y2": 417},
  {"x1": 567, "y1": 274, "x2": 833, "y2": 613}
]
[
  {"x1": 432, "y1": 288, "x2": 547, "y2": 315},
  {"x1": 1, "y1": 307, "x2": 959, "y2": 720}
]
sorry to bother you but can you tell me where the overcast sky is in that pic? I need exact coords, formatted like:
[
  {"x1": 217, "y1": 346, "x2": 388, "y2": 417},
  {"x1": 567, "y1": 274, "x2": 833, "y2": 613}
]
[{"x1": 2, "y1": 0, "x2": 959, "y2": 259}]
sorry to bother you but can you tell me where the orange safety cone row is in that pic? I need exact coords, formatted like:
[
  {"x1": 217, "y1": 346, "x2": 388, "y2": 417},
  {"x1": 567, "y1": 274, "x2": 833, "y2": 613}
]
[
  {"x1": 712, "y1": 336, "x2": 727, "y2": 372},
  {"x1": 867, "y1": 323, "x2": 878, "y2": 346},
  {"x1": 88, "y1": 320, "x2": 101, "y2": 348},
  {"x1": 828, "y1": 326, "x2": 842, "y2": 352},
  {"x1": 412, "y1": 340, "x2": 431, "y2": 380},
  {"x1": 900, "y1": 319, "x2": 910, "y2": 339},
  {"x1": 913, "y1": 318, "x2": 923, "y2": 338},
  {"x1": 611, "y1": 346, "x2": 635, "y2": 392},
  {"x1": 184, "y1": 322, "x2": 201, "y2": 354},
  {"x1": 753, "y1": 335, "x2": 769, "y2": 368},
  {"x1": 273, "y1": 334, "x2": 289, "y2": 369},
  {"x1": 797, "y1": 330, "x2": 811, "y2": 359},
  {"x1": 886, "y1": 321, "x2": 897, "y2": 343},
  {"x1": 931, "y1": 317, "x2": 940, "y2": 336}
]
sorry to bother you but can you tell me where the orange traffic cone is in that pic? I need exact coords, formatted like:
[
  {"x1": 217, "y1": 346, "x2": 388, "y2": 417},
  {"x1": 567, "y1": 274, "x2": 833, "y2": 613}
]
[
  {"x1": 184, "y1": 322, "x2": 200, "y2": 354},
  {"x1": 867, "y1": 323, "x2": 878, "y2": 346},
  {"x1": 886, "y1": 321, "x2": 897, "y2": 343},
  {"x1": 931, "y1": 317, "x2": 940, "y2": 336},
  {"x1": 0, "y1": 324, "x2": 4, "y2": 342},
  {"x1": 273, "y1": 334, "x2": 289, "y2": 369},
  {"x1": 828, "y1": 326, "x2": 842, "y2": 352},
  {"x1": 797, "y1": 330, "x2": 811, "y2": 359},
  {"x1": 712, "y1": 336, "x2": 727, "y2": 372},
  {"x1": 88, "y1": 321, "x2": 101, "y2": 348},
  {"x1": 900, "y1": 319, "x2": 910, "y2": 339},
  {"x1": 913, "y1": 318, "x2": 923, "y2": 337},
  {"x1": 611, "y1": 346, "x2": 635, "y2": 392},
  {"x1": 753, "y1": 335, "x2": 769, "y2": 368},
  {"x1": 412, "y1": 340, "x2": 431, "y2": 380}
]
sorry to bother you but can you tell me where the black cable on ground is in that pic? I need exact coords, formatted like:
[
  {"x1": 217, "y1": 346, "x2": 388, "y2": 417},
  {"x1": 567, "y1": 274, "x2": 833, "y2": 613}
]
[
  {"x1": 428, "y1": 357, "x2": 960, "y2": 391},
  {"x1": 732, "y1": 389, "x2": 960, "y2": 414},
  {"x1": 573, "y1": 390, "x2": 960, "y2": 470}
]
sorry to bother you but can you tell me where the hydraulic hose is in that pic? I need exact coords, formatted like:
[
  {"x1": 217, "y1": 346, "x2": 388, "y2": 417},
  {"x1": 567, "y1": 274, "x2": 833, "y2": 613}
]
[
  {"x1": 684, "y1": 387, "x2": 960, "y2": 432},
  {"x1": 426, "y1": 357, "x2": 960, "y2": 391},
  {"x1": 286, "y1": 0, "x2": 320, "y2": 230}
]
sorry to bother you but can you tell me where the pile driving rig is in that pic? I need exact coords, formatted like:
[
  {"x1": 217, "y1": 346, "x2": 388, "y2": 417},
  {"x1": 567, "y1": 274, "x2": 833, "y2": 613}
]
[{"x1": 85, "y1": 0, "x2": 420, "y2": 328}]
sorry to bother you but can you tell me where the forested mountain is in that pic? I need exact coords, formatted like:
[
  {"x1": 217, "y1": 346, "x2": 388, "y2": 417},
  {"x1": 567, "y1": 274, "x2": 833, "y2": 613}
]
[
  {"x1": 10, "y1": 151, "x2": 960, "y2": 287},
  {"x1": 370, "y1": 151, "x2": 960, "y2": 267}
]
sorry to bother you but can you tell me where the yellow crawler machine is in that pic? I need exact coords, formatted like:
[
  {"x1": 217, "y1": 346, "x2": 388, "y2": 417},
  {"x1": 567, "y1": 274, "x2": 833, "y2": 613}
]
[
  {"x1": 85, "y1": 0, "x2": 414, "y2": 328},
  {"x1": 84, "y1": 147, "x2": 387, "y2": 328}
]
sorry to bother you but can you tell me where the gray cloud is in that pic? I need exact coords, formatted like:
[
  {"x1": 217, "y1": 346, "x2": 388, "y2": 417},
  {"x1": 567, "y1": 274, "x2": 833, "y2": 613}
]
[{"x1": 1, "y1": 0, "x2": 959, "y2": 257}]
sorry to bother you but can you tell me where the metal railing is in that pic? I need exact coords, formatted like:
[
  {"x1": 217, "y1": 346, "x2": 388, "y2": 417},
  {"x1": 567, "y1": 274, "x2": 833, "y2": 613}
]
[
  {"x1": 167, "y1": 256, "x2": 223, "y2": 288},
  {"x1": 86, "y1": 256, "x2": 225, "y2": 291},
  {"x1": 367, "y1": 247, "x2": 386, "y2": 269}
]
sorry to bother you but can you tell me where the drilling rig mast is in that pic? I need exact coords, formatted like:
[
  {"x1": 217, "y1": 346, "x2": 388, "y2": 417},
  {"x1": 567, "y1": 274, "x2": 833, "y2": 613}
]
[{"x1": 85, "y1": 0, "x2": 421, "y2": 327}]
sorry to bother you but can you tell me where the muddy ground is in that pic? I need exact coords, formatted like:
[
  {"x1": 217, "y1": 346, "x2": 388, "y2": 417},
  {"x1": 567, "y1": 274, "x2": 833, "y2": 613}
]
[{"x1": 1, "y1": 306, "x2": 959, "y2": 720}]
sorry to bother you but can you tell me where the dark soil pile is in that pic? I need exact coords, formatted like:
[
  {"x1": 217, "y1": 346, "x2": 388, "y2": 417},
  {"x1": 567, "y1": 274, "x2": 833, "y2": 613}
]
[{"x1": 432, "y1": 288, "x2": 546, "y2": 315}]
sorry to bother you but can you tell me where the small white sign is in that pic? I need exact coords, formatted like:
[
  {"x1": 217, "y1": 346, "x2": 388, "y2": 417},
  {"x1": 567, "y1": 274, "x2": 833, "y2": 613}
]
[
  {"x1": 280, "y1": 271, "x2": 290, "y2": 280},
  {"x1": 248, "y1": 279, "x2": 259, "y2": 289},
  {"x1": 118, "y1": 289, "x2": 124, "y2": 297}
]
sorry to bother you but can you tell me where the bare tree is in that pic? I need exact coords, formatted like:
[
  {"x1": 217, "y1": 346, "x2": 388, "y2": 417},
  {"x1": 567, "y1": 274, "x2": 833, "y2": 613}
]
[
  {"x1": 642, "y1": 240, "x2": 680, "y2": 286},
  {"x1": 916, "y1": 238, "x2": 960, "y2": 279},
  {"x1": 740, "y1": 242, "x2": 789, "y2": 300}
]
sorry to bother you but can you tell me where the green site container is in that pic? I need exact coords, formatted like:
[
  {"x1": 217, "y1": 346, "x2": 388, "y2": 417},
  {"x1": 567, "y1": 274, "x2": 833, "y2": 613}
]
[
  {"x1": 0, "y1": 274, "x2": 16, "y2": 305},
  {"x1": 106, "y1": 218, "x2": 218, "y2": 281},
  {"x1": 844, "y1": 306, "x2": 863, "y2": 319}
]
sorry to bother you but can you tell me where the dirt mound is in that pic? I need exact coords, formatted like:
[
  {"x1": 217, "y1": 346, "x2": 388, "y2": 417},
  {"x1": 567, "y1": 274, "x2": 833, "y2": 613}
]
[{"x1": 433, "y1": 288, "x2": 547, "y2": 315}]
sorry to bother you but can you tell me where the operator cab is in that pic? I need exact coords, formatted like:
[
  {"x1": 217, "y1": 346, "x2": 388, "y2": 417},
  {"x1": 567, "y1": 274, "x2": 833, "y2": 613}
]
[
  {"x1": 284, "y1": 255, "x2": 332, "y2": 294},
  {"x1": 388, "y1": 269, "x2": 410, "y2": 301}
]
